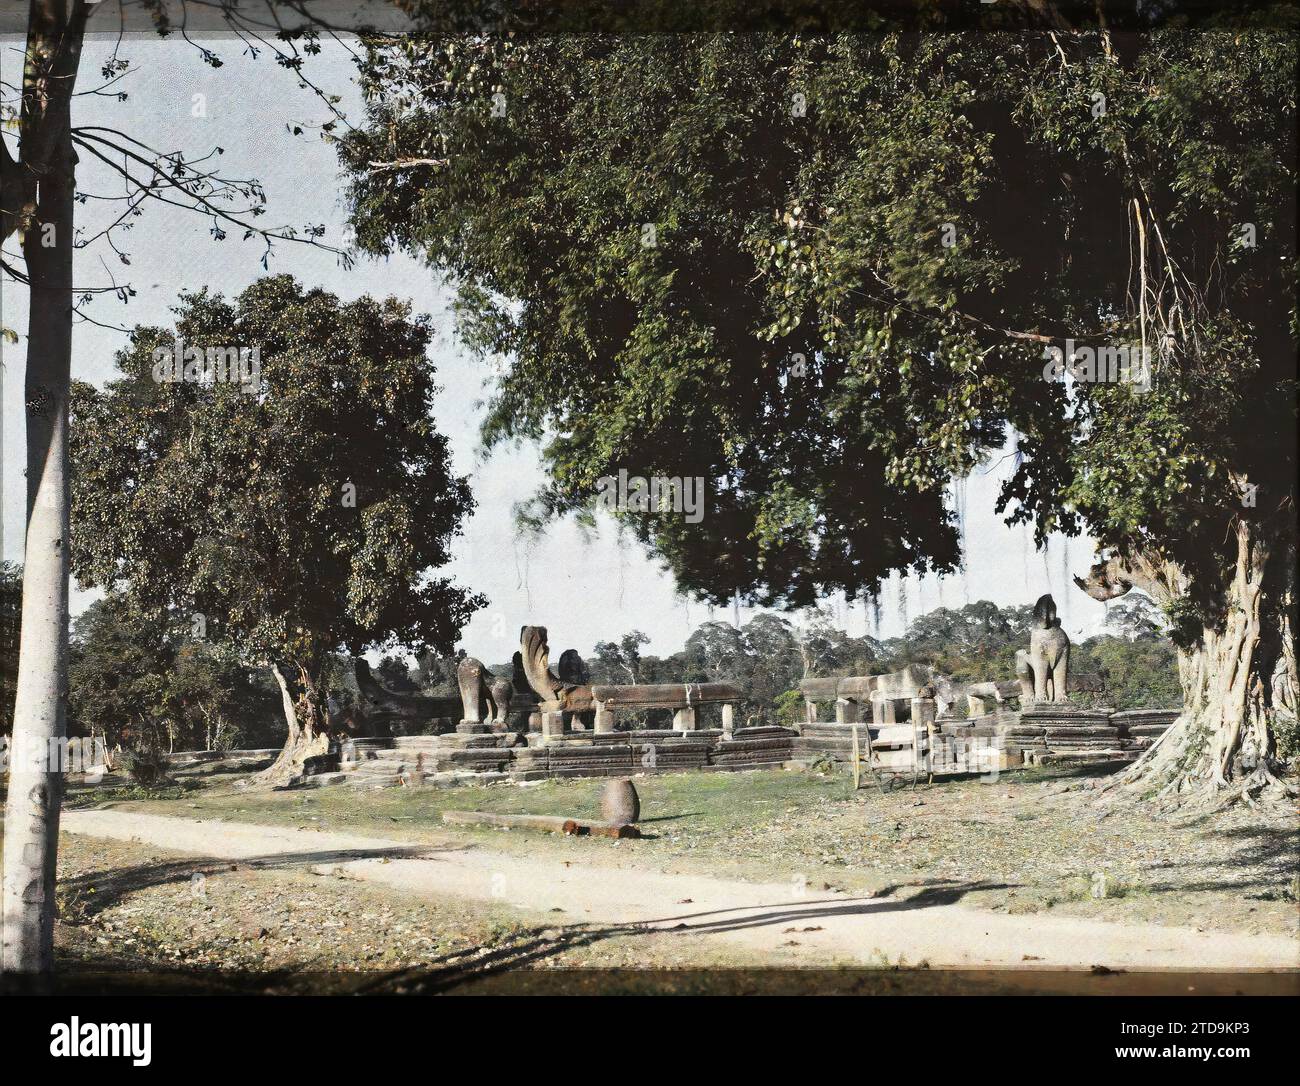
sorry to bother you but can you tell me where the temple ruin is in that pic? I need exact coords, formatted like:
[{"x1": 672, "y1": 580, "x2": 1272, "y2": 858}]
[{"x1": 310, "y1": 597, "x2": 1179, "y2": 788}]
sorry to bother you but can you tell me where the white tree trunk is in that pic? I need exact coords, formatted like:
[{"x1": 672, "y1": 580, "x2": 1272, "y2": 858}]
[
  {"x1": 2, "y1": 0, "x2": 86, "y2": 983},
  {"x1": 3, "y1": 144, "x2": 72, "y2": 972}
]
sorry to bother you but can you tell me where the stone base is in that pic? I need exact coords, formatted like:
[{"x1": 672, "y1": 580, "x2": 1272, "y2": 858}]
[
  {"x1": 456, "y1": 721, "x2": 493, "y2": 734},
  {"x1": 1018, "y1": 703, "x2": 1116, "y2": 723}
]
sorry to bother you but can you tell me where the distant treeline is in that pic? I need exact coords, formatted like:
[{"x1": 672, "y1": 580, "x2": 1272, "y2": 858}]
[
  {"x1": 385, "y1": 597, "x2": 1182, "y2": 728},
  {"x1": 0, "y1": 576, "x2": 1181, "y2": 752}
]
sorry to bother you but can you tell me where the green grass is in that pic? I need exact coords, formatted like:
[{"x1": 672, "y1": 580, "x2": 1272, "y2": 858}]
[{"x1": 108, "y1": 768, "x2": 855, "y2": 846}]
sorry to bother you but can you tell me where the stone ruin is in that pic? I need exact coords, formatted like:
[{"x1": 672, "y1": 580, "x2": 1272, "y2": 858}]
[
  {"x1": 314, "y1": 595, "x2": 1177, "y2": 788},
  {"x1": 796, "y1": 593, "x2": 1178, "y2": 773},
  {"x1": 325, "y1": 625, "x2": 791, "y2": 788}
]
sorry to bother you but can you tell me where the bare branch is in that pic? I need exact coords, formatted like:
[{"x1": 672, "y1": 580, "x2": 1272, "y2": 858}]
[{"x1": 366, "y1": 157, "x2": 449, "y2": 173}]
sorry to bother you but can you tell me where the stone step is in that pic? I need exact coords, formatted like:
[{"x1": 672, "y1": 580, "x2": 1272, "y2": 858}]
[
  {"x1": 392, "y1": 736, "x2": 443, "y2": 750},
  {"x1": 793, "y1": 737, "x2": 857, "y2": 752}
]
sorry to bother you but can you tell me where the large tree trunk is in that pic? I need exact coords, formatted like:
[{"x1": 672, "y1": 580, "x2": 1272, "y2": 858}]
[
  {"x1": 253, "y1": 661, "x2": 330, "y2": 786},
  {"x1": 1092, "y1": 523, "x2": 1298, "y2": 807},
  {"x1": 1, "y1": 0, "x2": 86, "y2": 984}
]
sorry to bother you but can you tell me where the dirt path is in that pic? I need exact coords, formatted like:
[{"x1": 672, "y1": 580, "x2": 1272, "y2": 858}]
[{"x1": 63, "y1": 809, "x2": 1299, "y2": 972}]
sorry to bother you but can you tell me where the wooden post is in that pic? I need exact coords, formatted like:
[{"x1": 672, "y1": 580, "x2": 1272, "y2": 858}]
[{"x1": 911, "y1": 695, "x2": 936, "y2": 775}]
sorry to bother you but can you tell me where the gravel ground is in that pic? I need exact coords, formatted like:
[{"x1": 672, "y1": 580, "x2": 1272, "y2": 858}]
[
  {"x1": 92, "y1": 762, "x2": 1299, "y2": 938},
  {"x1": 50, "y1": 832, "x2": 782, "y2": 991}
]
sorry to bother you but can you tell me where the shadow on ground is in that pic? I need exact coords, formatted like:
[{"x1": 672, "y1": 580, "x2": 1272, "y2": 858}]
[{"x1": 58, "y1": 844, "x2": 459, "y2": 918}]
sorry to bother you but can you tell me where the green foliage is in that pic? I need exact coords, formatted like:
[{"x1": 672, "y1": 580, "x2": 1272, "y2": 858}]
[
  {"x1": 68, "y1": 595, "x2": 281, "y2": 753},
  {"x1": 341, "y1": 30, "x2": 1296, "y2": 630},
  {"x1": 117, "y1": 745, "x2": 171, "y2": 788},
  {"x1": 773, "y1": 688, "x2": 805, "y2": 726},
  {"x1": 1101, "y1": 593, "x2": 1169, "y2": 641},
  {"x1": 1073, "y1": 635, "x2": 1182, "y2": 711},
  {"x1": 591, "y1": 631, "x2": 651, "y2": 684},
  {"x1": 876, "y1": 601, "x2": 1033, "y2": 681},
  {"x1": 1274, "y1": 710, "x2": 1300, "y2": 766},
  {"x1": 69, "y1": 276, "x2": 484, "y2": 703},
  {"x1": 376, "y1": 654, "x2": 419, "y2": 693}
]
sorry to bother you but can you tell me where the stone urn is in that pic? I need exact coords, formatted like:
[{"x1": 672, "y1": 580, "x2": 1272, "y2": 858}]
[{"x1": 601, "y1": 778, "x2": 640, "y2": 826}]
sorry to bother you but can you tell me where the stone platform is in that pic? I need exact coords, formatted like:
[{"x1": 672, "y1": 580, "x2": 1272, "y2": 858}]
[
  {"x1": 191, "y1": 704, "x2": 1180, "y2": 791},
  {"x1": 792, "y1": 705, "x2": 1180, "y2": 771},
  {"x1": 329, "y1": 726, "x2": 799, "y2": 789}
]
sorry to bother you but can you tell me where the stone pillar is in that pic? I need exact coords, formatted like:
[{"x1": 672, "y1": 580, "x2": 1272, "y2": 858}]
[
  {"x1": 528, "y1": 710, "x2": 542, "y2": 732},
  {"x1": 835, "y1": 698, "x2": 860, "y2": 725},
  {"x1": 872, "y1": 694, "x2": 897, "y2": 725},
  {"x1": 721, "y1": 703, "x2": 735, "y2": 737},
  {"x1": 594, "y1": 703, "x2": 615, "y2": 733},
  {"x1": 540, "y1": 711, "x2": 565, "y2": 743},
  {"x1": 672, "y1": 707, "x2": 697, "y2": 732},
  {"x1": 805, "y1": 700, "x2": 816, "y2": 725}
]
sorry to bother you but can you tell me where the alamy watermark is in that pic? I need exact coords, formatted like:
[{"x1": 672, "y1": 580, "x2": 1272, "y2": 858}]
[
  {"x1": 1042, "y1": 339, "x2": 1151, "y2": 391},
  {"x1": 152, "y1": 338, "x2": 260, "y2": 394},
  {"x1": 595, "y1": 469, "x2": 705, "y2": 524},
  {"x1": 0, "y1": 734, "x2": 107, "y2": 783},
  {"x1": 50, "y1": 1018, "x2": 152, "y2": 1067}
]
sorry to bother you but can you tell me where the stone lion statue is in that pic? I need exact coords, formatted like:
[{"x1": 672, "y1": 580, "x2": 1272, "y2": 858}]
[{"x1": 1015, "y1": 593, "x2": 1070, "y2": 703}]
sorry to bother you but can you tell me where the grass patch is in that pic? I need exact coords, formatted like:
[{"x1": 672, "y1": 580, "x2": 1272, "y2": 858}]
[{"x1": 111, "y1": 769, "x2": 857, "y2": 846}]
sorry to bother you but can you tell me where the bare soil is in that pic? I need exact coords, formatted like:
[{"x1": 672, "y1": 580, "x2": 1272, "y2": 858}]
[
  {"x1": 84, "y1": 761, "x2": 1300, "y2": 939},
  {"x1": 50, "y1": 832, "x2": 778, "y2": 992}
]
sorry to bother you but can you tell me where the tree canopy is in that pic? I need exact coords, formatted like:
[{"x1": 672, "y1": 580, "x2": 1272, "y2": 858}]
[
  {"x1": 69, "y1": 275, "x2": 484, "y2": 770},
  {"x1": 340, "y1": 26, "x2": 1296, "y2": 795},
  {"x1": 341, "y1": 29, "x2": 1295, "y2": 612}
]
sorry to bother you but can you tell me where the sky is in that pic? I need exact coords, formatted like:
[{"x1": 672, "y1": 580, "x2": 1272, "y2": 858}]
[{"x1": 0, "y1": 34, "x2": 1114, "y2": 662}]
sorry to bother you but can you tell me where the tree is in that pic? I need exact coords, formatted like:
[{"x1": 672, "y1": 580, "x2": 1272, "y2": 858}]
[
  {"x1": 169, "y1": 641, "x2": 280, "y2": 753},
  {"x1": 375, "y1": 654, "x2": 419, "y2": 693},
  {"x1": 1101, "y1": 592, "x2": 1167, "y2": 642},
  {"x1": 1, "y1": 0, "x2": 369, "y2": 979},
  {"x1": 67, "y1": 596, "x2": 173, "y2": 758},
  {"x1": 341, "y1": 22, "x2": 1296, "y2": 804},
  {"x1": 591, "y1": 631, "x2": 650, "y2": 684},
  {"x1": 414, "y1": 648, "x2": 462, "y2": 695},
  {"x1": 888, "y1": 601, "x2": 1032, "y2": 681},
  {"x1": 1072, "y1": 634, "x2": 1182, "y2": 712},
  {"x1": 683, "y1": 622, "x2": 747, "y2": 679},
  {"x1": 67, "y1": 594, "x2": 279, "y2": 757},
  {"x1": 1, "y1": 0, "x2": 89, "y2": 983},
  {"x1": 69, "y1": 275, "x2": 483, "y2": 782}
]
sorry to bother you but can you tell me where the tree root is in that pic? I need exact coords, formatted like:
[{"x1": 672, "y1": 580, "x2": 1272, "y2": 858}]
[
  {"x1": 1073, "y1": 709, "x2": 1297, "y2": 814},
  {"x1": 249, "y1": 732, "x2": 330, "y2": 789}
]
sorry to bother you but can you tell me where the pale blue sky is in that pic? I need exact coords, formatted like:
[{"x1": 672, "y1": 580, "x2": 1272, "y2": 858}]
[{"x1": 0, "y1": 35, "x2": 1111, "y2": 660}]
